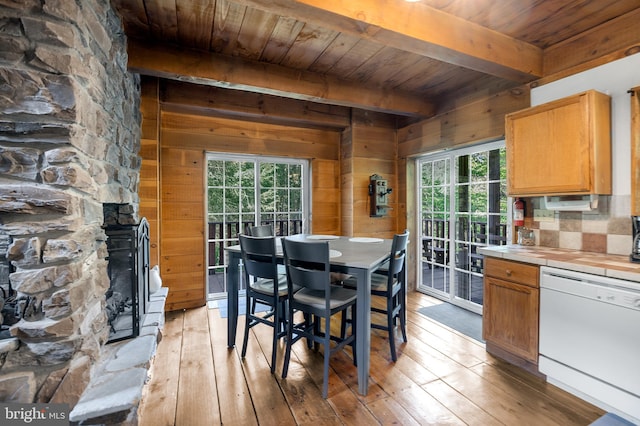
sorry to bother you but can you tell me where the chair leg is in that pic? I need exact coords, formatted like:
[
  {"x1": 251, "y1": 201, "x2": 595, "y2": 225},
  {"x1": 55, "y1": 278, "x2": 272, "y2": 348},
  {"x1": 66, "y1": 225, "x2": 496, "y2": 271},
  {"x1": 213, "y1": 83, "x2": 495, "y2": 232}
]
[
  {"x1": 322, "y1": 314, "x2": 331, "y2": 399},
  {"x1": 270, "y1": 298, "x2": 279, "y2": 374},
  {"x1": 241, "y1": 293, "x2": 253, "y2": 358},
  {"x1": 313, "y1": 316, "x2": 320, "y2": 351},
  {"x1": 387, "y1": 296, "x2": 397, "y2": 362},
  {"x1": 282, "y1": 305, "x2": 294, "y2": 379},
  {"x1": 399, "y1": 289, "x2": 408, "y2": 343}
]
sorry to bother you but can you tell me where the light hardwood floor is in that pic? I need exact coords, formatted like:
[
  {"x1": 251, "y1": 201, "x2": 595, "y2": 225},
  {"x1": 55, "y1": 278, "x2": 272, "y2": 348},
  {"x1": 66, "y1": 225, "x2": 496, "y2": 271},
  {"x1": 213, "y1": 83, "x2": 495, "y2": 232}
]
[{"x1": 138, "y1": 292, "x2": 605, "y2": 425}]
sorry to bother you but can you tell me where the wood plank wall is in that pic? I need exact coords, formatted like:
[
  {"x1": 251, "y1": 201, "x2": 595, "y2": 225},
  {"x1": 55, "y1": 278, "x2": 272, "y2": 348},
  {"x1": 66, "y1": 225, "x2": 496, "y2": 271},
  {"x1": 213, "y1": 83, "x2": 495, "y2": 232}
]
[
  {"x1": 138, "y1": 77, "x2": 531, "y2": 308},
  {"x1": 155, "y1": 82, "x2": 342, "y2": 310},
  {"x1": 344, "y1": 110, "x2": 398, "y2": 239},
  {"x1": 139, "y1": 77, "x2": 161, "y2": 266}
]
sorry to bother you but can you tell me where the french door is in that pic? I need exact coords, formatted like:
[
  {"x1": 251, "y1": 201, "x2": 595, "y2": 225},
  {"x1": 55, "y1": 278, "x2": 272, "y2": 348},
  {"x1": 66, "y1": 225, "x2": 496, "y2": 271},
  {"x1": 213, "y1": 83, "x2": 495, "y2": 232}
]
[
  {"x1": 205, "y1": 154, "x2": 309, "y2": 299},
  {"x1": 417, "y1": 141, "x2": 508, "y2": 313}
]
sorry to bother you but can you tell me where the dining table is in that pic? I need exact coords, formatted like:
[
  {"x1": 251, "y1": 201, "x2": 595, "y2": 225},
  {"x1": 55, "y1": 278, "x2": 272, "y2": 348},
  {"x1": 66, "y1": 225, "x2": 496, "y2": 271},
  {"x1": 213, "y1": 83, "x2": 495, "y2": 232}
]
[{"x1": 224, "y1": 233, "x2": 394, "y2": 395}]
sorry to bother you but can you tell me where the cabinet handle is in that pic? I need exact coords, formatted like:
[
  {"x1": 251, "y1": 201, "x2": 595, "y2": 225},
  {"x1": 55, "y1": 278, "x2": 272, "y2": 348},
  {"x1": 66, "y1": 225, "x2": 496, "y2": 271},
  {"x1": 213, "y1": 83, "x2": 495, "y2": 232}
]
[{"x1": 505, "y1": 269, "x2": 512, "y2": 276}]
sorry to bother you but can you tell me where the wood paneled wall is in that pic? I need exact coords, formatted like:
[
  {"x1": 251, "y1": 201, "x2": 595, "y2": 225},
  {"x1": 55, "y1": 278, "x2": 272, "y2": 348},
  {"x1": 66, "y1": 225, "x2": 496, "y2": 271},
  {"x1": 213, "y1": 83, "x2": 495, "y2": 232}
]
[
  {"x1": 154, "y1": 83, "x2": 341, "y2": 310},
  {"x1": 139, "y1": 77, "x2": 160, "y2": 266},
  {"x1": 138, "y1": 77, "x2": 532, "y2": 307},
  {"x1": 342, "y1": 110, "x2": 399, "y2": 239}
]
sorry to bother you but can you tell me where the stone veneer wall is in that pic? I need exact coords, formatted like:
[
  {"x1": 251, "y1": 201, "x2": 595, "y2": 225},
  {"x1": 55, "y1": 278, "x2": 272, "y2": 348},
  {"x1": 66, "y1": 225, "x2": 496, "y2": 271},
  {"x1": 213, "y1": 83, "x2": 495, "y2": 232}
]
[{"x1": 0, "y1": 0, "x2": 141, "y2": 407}]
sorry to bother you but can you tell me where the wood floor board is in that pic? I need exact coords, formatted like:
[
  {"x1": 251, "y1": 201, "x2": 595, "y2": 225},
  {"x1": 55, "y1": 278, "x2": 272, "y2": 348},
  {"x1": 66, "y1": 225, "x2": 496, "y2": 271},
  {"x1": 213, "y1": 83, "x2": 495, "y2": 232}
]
[
  {"x1": 422, "y1": 379, "x2": 503, "y2": 426},
  {"x1": 239, "y1": 322, "x2": 297, "y2": 426},
  {"x1": 366, "y1": 396, "x2": 422, "y2": 426},
  {"x1": 469, "y1": 361, "x2": 598, "y2": 425},
  {"x1": 138, "y1": 311, "x2": 183, "y2": 426},
  {"x1": 175, "y1": 307, "x2": 221, "y2": 425},
  {"x1": 138, "y1": 292, "x2": 606, "y2": 425},
  {"x1": 207, "y1": 310, "x2": 258, "y2": 426}
]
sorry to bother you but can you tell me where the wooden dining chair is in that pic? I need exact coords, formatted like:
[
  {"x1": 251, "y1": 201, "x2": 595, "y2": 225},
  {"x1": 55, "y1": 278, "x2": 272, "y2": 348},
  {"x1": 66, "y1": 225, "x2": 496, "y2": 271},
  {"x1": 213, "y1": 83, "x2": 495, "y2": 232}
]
[
  {"x1": 343, "y1": 230, "x2": 410, "y2": 362},
  {"x1": 281, "y1": 238, "x2": 357, "y2": 398},
  {"x1": 238, "y1": 234, "x2": 289, "y2": 374}
]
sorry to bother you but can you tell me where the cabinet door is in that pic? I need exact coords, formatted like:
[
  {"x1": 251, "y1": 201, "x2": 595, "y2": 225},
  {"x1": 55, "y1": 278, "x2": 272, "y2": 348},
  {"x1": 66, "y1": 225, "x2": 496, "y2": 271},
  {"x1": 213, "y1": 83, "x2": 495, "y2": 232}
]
[
  {"x1": 506, "y1": 90, "x2": 611, "y2": 197},
  {"x1": 483, "y1": 276, "x2": 539, "y2": 363}
]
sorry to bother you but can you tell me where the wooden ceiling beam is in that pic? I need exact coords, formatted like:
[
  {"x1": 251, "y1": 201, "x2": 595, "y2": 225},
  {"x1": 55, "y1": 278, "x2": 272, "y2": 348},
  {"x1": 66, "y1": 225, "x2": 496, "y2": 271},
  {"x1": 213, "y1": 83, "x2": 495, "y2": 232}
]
[
  {"x1": 233, "y1": 0, "x2": 543, "y2": 83},
  {"x1": 160, "y1": 81, "x2": 352, "y2": 130},
  {"x1": 127, "y1": 39, "x2": 435, "y2": 117}
]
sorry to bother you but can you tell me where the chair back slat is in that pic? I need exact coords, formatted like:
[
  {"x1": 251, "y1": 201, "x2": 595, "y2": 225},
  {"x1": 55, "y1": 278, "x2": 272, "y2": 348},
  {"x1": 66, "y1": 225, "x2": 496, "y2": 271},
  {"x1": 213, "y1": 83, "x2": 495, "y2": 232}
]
[
  {"x1": 239, "y1": 234, "x2": 279, "y2": 281},
  {"x1": 282, "y1": 239, "x2": 330, "y2": 294},
  {"x1": 385, "y1": 230, "x2": 409, "y2": 294}
]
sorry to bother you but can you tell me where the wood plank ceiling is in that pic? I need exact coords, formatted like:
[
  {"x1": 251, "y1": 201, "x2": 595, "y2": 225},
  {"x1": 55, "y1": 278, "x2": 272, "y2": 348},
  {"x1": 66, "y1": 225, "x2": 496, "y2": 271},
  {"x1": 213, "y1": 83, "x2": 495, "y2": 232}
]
[{"x1": 113, "y1": 0, "x2": 640, "y2": 120}]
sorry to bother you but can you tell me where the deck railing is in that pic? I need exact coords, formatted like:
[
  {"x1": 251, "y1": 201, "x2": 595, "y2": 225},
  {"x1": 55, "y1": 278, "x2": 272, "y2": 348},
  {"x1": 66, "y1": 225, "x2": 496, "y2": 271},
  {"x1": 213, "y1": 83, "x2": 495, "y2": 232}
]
[
  {"x1": 207, "y1": 219, "x2": 303, "y2": 267},
  {"x1": 422, "y1": 218, "x2": 507, "y2": 272}
]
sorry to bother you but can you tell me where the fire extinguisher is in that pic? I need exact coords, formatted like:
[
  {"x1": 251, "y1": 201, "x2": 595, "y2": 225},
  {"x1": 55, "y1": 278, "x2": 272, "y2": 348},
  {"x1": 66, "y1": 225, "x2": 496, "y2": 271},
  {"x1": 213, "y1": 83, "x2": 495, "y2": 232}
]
[{"x1": 513, "y1": 198, "x2": 524, "y2": 227}]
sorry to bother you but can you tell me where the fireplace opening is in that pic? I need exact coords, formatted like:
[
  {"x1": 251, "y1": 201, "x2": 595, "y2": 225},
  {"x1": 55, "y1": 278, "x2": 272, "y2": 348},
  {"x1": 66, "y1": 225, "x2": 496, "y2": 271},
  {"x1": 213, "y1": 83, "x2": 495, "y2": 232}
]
[
  {"x1": 0, "y1": 234, "x2": 38, "y2": 341},
  {"x1": 103, "y1": 204, "x2": 150, "y2": 343}
]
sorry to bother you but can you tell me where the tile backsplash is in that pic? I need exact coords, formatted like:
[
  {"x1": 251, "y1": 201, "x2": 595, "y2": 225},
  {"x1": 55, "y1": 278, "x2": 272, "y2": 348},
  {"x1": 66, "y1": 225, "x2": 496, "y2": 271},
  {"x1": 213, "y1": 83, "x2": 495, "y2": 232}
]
[{"x1": 522, "y1": 195, "x2": 633, "y2": 256}]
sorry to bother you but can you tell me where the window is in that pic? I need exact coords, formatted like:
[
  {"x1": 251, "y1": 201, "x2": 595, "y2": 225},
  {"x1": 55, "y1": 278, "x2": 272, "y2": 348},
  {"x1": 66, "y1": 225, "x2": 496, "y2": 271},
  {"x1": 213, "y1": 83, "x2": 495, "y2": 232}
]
[
  {"x1": 417, "y1": 141, "x2": 508, "y2": 312},
  {"x1": 206, "y1": 154, "x2": 309, "y2": 299}
]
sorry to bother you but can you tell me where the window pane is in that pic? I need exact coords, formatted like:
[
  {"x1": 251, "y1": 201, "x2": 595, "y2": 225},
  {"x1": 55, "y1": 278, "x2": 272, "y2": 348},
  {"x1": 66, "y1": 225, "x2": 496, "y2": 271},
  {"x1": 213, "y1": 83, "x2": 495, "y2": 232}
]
[
  {"x1": 422, "y1": 188, "x2": 432, "y2": 211},
  {"x1": 208, "y1": 188, "x2": 223, "y2": 213},
  {"x1": 422, "y1": 163, "x2": 432, "y2": 186},
  {"x1": 470, "y1": 183, "x2": 487, "y2": 212},
  {"x1": 225, "y1": 188, "x2": 239, "y2": 213},
  {"x1": 470, "y1": 152, "x2": 488, "y2": 182},
  {"x1": 276, "y1": 163, "x2": 288, "y2": 187},
  {"x1": 260, "y1": 163, "x2": 274, "y2": 187},
  {"x1": 225, "y1": 161, "x2": 240, "y2": 186},
  {"x1": 240, "y1": 162, "x2": 254, "y2": 186},
  {"x1": 290, "y1": 164, "x2": 302, "y2": 187},
  {"x1": 290, "y1": 189, "x2": 302, "y2": 211},
  {"x1": 434, "y1": 159, "x2": 448, "y2": 185},
  {"x1": 261, "y1": 188, "x2": 275, "y2": 212},
  {"x1": 276, "y1": 188, "x2": 288, "y2": 212},
  {"x1": 208, "y1": 161, "x2": 224, "y2": 186},
  {"x1": 457, "y1": 155, "x2": 469, "y2": 184},
  {"x1": 241, "y1": 188, "x2": 255, "y2": 211}
]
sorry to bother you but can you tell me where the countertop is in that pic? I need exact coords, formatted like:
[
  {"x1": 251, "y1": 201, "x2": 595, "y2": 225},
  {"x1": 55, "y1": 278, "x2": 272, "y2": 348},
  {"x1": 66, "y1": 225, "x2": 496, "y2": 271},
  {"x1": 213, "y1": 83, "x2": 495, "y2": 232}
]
[{"x1": 478, "y1": 245, "x2": 640, "y2": 283}]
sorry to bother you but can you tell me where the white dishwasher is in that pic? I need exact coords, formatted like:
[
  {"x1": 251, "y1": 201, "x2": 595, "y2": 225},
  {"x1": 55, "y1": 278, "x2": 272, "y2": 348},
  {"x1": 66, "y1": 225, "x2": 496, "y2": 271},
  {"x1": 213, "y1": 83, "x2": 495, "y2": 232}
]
[{"x1": 539, "y1": 266, "x2": 640, "y2": 424}]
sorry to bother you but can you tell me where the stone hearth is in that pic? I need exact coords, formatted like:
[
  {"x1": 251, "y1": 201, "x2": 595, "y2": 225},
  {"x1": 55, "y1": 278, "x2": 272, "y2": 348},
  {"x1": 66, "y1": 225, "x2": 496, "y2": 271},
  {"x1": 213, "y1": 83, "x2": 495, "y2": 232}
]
[{"x1": 0, "y1": 0, "x2": 152, "y2": 420}]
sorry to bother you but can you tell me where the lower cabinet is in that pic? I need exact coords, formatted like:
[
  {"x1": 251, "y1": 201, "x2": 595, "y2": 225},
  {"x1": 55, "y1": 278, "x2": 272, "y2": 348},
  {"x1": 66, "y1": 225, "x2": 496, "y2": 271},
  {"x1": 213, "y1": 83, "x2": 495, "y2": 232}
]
[{"x1": 483, "y1": 257, "x2": 540, "y2": 374}]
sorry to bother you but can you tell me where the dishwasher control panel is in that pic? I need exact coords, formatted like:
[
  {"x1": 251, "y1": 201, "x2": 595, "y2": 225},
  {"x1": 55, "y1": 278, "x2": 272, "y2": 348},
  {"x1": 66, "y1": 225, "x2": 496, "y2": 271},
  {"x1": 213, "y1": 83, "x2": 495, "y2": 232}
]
[
  {"x1": 595, "y1": 287, "x2": 640, "y2": 309},
  {"x1": 541, "y1": 266, "x2": 640, "y2": 311}
]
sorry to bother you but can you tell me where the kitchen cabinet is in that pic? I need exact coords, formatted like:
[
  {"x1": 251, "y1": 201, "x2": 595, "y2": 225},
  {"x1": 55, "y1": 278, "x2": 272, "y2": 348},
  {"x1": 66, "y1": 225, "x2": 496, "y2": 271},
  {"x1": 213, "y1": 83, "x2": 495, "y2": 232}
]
[
  {"x1": 632, "y1": 86, "x2": 640, "y2": 215},
  {"x1": 483, "y1": 257, "x2": 540, "y2": 373},
  {"x1": 506, "y1": 90, "x2": 611, "y2": 197}
]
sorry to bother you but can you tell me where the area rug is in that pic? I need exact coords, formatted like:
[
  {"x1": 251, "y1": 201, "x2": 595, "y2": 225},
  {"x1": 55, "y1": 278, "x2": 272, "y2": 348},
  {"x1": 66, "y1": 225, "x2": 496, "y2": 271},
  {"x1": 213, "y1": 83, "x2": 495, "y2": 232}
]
[
  {"x1": 417, "y1": 303, "x2": 484, "y2": 343},
  {"x1": 589, "y1": 413, "x2": 637, "y2": 426},
  {"x1": 213, "y1": 297, "x2": 271, "y2": 318}
]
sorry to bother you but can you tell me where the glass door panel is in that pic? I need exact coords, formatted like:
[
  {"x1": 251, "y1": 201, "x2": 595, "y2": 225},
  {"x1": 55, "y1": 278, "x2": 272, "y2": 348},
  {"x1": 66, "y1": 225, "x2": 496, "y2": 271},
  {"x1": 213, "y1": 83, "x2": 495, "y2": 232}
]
[
  {"x1": 418, "y1": 142, "x2": 508, "y2": 313},
  {"x1": 206, "y1": 155, "x2": 308, "y2": 300}
]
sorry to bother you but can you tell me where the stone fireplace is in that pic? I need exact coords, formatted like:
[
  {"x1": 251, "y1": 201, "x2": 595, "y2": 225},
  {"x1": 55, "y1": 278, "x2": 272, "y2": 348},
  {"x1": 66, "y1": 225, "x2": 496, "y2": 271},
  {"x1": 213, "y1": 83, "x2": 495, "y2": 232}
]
[{"x1": 0, "y1": 0, "x2": 157, "y2": 419}]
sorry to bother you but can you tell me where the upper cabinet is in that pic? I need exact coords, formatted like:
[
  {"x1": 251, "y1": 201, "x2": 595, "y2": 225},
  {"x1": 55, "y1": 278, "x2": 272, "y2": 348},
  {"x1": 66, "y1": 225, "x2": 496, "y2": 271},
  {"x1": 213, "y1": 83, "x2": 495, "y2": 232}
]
[
  {"x1": 632, "y1": 86, "x2": 640, "y2": 216},
  {"x1": 506, "y1": 90, "x2": 611, "y2": 197}
]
